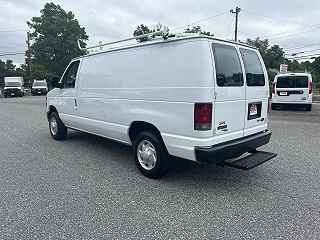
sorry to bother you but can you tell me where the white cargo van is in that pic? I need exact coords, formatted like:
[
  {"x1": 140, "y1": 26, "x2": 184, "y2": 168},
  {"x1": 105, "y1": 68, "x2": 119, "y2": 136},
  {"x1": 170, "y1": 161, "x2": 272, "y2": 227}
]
[
  {"x1": 32, "y1": 80, "x2": 48, "y2": 96},
  {"x1": 271, "y1": 73, "x2": 313, "y2": 111},
  {"x1": 2, "y1": 77, "x2": 24, "y2": 97},
  {"x1": 46, "y1": 33, "x2": 276, "y2": 178}
]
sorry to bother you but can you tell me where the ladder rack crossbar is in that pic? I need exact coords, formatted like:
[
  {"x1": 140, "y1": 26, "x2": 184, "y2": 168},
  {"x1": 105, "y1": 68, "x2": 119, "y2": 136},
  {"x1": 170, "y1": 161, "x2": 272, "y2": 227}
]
[{"x1": 78, "y1": 30, "x2": 168, "y2": 51}]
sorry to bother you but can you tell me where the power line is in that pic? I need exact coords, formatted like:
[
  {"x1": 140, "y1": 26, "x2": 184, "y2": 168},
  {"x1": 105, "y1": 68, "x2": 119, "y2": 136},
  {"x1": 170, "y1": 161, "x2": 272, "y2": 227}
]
[
  {"x1": 285, "y1": 42, "x2": 320, "y2": 51},
  {"x1": 0, "y1": 29, "x2": 28, "y2": 33},
  {"x1": 226, "y1": 14, "x2": 235, "y2": 39},
  {"x1": 242, "y1": 9, "x2": 320, "y2": 27},
  {"x1": 0, "y1": 52, "x2": 25, "y2": 57},
  {"x1": 288, "y1": 53, "x2": 320, "y2": 59},
  {"x1": 267, "y1": 28, "x2": 320, "y2": 40},
  {"x1": 0, "y1": 44, "x2": 26, "y2": 47},
  {"x1": 172, "y1": 11, "x2": 228, "y2": 31},
  {"x1": 260, "y1": 25, "x2": 320, "y2": 39}
]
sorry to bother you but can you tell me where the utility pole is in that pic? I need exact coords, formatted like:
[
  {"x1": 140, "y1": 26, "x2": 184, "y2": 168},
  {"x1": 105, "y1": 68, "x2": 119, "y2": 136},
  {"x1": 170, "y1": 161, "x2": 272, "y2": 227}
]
[
  {"x1": 27, "y1": 31, "x2": 32, "y2": 84},
  {"x1": 230, "y1": 7, "x2": 241, "y2": 41}
]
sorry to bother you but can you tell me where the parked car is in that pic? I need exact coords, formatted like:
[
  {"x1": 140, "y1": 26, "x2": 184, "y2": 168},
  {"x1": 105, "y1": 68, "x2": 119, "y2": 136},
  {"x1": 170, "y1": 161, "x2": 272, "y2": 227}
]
[
  {"x1": 271, "y1": 73, "x2": 313, "y2": 111},
  {"x1": 46, "y1": 33, "x2": 276, "y2": 178},
  {"x1": 32, "y1": 80, "x2": 48, "y2": 95}
]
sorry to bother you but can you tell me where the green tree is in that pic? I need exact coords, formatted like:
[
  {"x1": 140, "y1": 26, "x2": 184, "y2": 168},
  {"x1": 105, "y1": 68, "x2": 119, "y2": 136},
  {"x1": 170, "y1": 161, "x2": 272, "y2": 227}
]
[
  {"x1": 184, "y1": 25, "x2": 214, "y2": 36},
  {"x1": 0, "y1": 60, "x2": 19, "y2": 88},
  {"x1": 311, "y1": 57, "x2": 320, "y2": 85},
  {"x1": 133, "y1": 23, "x2": 213, "y2": 43},
  {"x1": 133, "y1": 24, "x2": 152, "y2": 42},
  {"x1": 27, "y1": 2, "x2": 88, "y2": 76},
  {"x1": 246, "y1": 38, "x2": 269, "y2": 62},
  {"x1": 133, "y1": 23, "x2": 169, "y2": 42},
  {"x1": 265, "y1": 45, "x2": 284, "y2": 70}
]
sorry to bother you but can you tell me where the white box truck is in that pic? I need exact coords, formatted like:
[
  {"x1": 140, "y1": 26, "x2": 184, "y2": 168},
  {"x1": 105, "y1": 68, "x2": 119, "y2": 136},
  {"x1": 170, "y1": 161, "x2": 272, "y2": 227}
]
[
  {"x1": 46, "y1": 32, "x2": 277, "y2": 178},
  {"x1": 2, "y1": 77, "x2": 24, "y2": 97}
]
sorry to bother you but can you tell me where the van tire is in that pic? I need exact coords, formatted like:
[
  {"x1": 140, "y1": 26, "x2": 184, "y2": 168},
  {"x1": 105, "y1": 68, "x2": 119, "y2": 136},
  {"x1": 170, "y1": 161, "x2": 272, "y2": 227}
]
[
  {"x1": 306, "y1": 104, "x2": 312, "y2": 111},
  {"x1": 271, "y1": 103, "x2": 277, "y2": 110},
  {"x1": 133, "y1": 130, "x2": 171, "y2": 179},
  {"x1": 48, "y1": 111, "x2": 67, "y2": 140},
  {"x1": 4, "y1": 94, "x2": 7, "y2": 98}
]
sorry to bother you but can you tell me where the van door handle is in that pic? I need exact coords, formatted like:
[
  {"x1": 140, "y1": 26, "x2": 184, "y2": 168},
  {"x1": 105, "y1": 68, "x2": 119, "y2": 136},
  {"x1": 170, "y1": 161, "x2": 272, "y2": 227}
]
[{"x1": 74, "y1": 99, "x2": 77, "y2": 109}]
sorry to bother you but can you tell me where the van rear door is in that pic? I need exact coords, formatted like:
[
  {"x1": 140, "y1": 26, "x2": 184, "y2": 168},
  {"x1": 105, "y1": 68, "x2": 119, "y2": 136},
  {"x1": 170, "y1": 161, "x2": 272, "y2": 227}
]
[
  {"x1": 275, "y1": 76, "x2": 296, "y2": 102},
  {"x1": 239, "y1": 48, "x2": 269, "y2": 137},
  {"x1": 212, "y1": 43, "x2": 245, "y2": 144},
  {"x1": 276, "y1": 75, "x2": 309, "y2": 103},
  {"x1": 294, "y1": 75, "x2": 310, "y2": 102}
]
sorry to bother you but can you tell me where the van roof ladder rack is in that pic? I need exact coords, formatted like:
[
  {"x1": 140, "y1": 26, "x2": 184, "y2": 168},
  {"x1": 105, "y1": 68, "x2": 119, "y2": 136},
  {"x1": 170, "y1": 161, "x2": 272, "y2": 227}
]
[{"x1": 78, "y1": 30, "x2": 169, "y2": 52}]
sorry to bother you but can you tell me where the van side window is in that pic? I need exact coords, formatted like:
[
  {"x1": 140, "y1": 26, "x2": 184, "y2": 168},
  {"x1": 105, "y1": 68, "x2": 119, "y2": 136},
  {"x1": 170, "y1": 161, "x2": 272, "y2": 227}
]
[
  {"x1": 62, "y1": 61, "x2": 80, "y2": 88},
  {"x1": 240, "y1": 49, "x2": 265, "y2": 86},
  {"x1": 212, "y1": 44, "x2": 243, "y2": 87}
]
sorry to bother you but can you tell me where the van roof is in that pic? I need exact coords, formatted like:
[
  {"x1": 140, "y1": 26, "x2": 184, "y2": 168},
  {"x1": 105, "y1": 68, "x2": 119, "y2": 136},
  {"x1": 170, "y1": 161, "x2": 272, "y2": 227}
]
[
  {"x1": 72, "y1": 35, "x2": 257, "y2": 61},
  {"x1": 276, "y1": 73, "x2": 311, "y2": 77}
]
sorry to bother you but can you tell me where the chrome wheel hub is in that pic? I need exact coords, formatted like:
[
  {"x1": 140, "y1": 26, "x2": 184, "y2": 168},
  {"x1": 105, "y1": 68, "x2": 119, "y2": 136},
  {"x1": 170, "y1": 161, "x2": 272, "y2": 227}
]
[
  {"x1": 137, "y1": 140, "x2": 157, "y2": 170},
  {"x1": 50, "y1": 117, "x2": 58, "y2": 135}
]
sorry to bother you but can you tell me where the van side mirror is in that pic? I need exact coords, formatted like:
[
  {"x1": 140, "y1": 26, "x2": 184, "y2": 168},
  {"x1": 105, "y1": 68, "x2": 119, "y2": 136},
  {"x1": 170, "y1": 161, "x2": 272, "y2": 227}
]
[{"x1": 50, "y1": 76, "x2": 62, "y2": 88}]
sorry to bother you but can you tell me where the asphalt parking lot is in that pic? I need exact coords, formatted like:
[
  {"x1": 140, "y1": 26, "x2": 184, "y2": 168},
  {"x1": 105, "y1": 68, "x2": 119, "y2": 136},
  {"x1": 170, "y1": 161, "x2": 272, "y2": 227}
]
[{"x1": 0, "y1": 96, "x2": 319, "y2": 239}]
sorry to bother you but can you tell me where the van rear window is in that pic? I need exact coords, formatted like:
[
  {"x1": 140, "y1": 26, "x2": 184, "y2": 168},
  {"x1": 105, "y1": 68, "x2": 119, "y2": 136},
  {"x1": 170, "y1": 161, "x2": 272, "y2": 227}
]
[
  {"x1": 276, "y1": 76, "x2": 308, "y2": 88},
  {"x1": 212, "y1": 44, "x2": 243, "y2": 87},
  {"x1": 240, "y1": 48, "x2": 265, "y2": 86}
]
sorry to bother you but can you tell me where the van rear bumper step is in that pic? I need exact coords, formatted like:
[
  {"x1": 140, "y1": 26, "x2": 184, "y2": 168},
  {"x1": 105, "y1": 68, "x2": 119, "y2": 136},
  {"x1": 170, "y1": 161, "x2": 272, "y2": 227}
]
[
  {"x1": 217, "y1": 151, "x2": 277, "y2": 170},
  {"x1": 195, "y1": 130, "x2": 272, "y2": 164}
]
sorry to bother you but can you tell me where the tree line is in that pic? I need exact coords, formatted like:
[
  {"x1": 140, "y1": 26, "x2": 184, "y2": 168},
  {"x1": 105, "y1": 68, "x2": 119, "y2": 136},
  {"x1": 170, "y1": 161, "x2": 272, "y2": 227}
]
[{"x1": 0, "y1": 2, "x2": 319, "y2": 88}]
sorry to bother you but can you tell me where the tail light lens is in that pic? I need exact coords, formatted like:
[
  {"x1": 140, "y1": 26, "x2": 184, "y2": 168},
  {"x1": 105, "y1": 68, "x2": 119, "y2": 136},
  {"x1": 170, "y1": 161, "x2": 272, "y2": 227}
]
[
  {"x1": 272, "y1": 82, "x2": 275, "y2": 94},
  {"x1": 268, "y1": 97, "x2": 271, "y2": 113},
  {"x1": 194, "y1": 103, "x2": 212, "y2": 131},
  {"x1": 309, "y1": 82, "x2": 313, "y2": 94}
]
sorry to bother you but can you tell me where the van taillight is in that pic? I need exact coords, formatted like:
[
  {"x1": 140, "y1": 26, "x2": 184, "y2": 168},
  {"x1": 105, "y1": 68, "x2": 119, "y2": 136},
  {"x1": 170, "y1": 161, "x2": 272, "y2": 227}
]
[
  {"x1": 268, "y1": 97, "x2": 271, "y2": 113},
  {"x1": 272, "y1": 82, "x2": 275, "y2": 94},
  {"x1": 309, "y1": 82, "x2": 313, "y2": 94},
  {"x1": 194, "y1": 103, "x2": 212, "y2": 131}
]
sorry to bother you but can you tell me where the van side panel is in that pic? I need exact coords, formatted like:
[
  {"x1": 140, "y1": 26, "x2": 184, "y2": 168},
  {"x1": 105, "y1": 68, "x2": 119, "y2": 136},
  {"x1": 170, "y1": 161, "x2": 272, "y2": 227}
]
[{"x1": 75, "y1": 39, "x2": 215, "y2": 161}]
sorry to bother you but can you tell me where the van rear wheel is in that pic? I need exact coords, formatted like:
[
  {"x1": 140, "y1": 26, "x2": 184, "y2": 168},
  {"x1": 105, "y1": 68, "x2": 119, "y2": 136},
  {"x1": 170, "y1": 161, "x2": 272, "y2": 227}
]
[
  {"x1": 49, "y1": 112, "x2": 67, "y2": 140},
  {"x1": 133, "y1": 131, "x2": 171, "y2": 179},
  {"x1": 306, "y1": 104, "x2": 312, "y2": 111},
  {"x1": 271, "y1": 103, "x2": 277, "y2": 110}
]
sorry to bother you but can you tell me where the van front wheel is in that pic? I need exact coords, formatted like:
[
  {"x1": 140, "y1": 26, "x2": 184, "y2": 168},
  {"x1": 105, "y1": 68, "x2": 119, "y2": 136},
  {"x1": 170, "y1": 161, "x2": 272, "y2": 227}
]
[
  {"x1": 49, "y1": 112, "x2": 67, "y2": 140},
  {"x1": 133, "y1": 131, "x2": 171, "y2": 179}
]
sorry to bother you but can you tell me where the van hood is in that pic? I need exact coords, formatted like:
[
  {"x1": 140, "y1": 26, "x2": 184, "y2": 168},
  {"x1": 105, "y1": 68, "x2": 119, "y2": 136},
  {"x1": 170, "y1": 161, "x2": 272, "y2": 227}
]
[
  {"x1": 32, "y1": 86, "x2": 47, "y2": 89},
  {"x1": 4, "y1": 86, "x2": 22, "y2": 90}
]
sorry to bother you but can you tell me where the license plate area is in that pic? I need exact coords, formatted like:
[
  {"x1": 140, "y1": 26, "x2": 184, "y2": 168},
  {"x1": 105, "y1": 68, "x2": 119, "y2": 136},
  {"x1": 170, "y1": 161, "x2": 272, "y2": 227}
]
[
  {"x1": 248, "y1": 102, "x2": 262, "y2": 120},
  {"x1": 280, "y1": 92, "x2": 288, "y2": 96}
]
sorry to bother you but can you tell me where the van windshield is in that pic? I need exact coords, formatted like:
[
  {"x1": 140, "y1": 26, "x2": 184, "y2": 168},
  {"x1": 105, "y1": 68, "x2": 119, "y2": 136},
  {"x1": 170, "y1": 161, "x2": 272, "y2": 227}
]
[
  {"x1": 6, "y1": 82, "x2": 21, "y2": 87},
  {"x1": 276, "y1": 76, "x2": 308, "y2": 88},
  {"x1": 33, "y1": 82, "x2": 47, "y2": 87}
]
